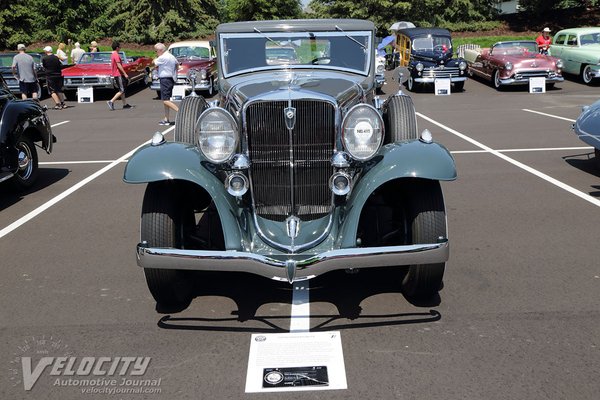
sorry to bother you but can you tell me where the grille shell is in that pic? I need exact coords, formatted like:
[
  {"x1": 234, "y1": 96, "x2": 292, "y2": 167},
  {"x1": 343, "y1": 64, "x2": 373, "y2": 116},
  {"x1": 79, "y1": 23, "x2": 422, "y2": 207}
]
[{"x1": 245, "y1": 100, "x2": 336, "y2": 221}]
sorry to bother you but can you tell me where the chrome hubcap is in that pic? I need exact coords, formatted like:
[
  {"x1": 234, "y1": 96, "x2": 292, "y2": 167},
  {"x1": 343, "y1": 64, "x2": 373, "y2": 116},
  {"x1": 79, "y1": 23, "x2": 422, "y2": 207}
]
[{"x1": 17, "y1": 144, "x2": 33, "y2": 179}]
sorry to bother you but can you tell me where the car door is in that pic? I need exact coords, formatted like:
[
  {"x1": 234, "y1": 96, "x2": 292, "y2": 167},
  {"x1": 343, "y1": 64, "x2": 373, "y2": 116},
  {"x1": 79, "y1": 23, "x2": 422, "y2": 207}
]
[
  {"x1": 562, "y1": 34, "x2": 581, "y2": 74},
  {"x1": 549, "y1": 33, "x2": 566, "y2": 58}
]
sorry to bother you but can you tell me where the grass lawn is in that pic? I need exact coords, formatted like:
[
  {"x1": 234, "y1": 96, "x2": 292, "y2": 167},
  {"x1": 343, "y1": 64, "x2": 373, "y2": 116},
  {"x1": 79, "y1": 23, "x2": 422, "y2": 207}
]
[{"x1": 453, "y1": 35, "x2": 536, "y2": 48}]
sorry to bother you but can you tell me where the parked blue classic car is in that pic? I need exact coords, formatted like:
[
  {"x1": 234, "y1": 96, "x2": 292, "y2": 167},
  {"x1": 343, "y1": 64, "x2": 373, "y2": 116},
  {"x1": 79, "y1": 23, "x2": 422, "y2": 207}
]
[
  {"x1": 573, "y1": 99, "x2": 600, "y2": 167},
  {"x1": 124, "y1": 19, "x2": 457, "y2": 309}
]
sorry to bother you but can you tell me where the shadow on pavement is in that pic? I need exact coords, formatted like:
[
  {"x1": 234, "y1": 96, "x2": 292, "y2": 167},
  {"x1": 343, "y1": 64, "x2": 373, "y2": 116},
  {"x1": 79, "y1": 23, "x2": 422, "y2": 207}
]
[{"x1": 0, "y1": 167, "x2": 69, "y2": 211}]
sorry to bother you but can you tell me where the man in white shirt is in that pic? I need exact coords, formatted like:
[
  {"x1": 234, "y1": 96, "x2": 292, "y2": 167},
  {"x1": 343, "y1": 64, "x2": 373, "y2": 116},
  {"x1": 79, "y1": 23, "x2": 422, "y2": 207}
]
[
  {"x1": 153, "y1": 43, "x2": 179, "y2": 125},
  {"x1": 70, "y1": 42, "x2": 86, "y2": 64}
]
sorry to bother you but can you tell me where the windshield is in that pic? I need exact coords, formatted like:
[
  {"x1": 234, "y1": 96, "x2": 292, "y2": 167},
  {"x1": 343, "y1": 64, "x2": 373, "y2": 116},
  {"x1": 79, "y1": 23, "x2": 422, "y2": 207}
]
[
  {"x1": 170, "y1": 46, "x2": 210, "y2": 59},
  {"x1": 220, "y1": 30, "x2": 372, "y2": 77},
  {"x1": 77, "y1": 52, "x2": 126, "y2": 64},
  {"x1": 579, "y1": 32, "x2": 600, "y2": 45},
  {"x1": 412, "y1": 35, "x2": 452, "y2": 52},
  {"x1": 0, "y1": 53, "x2": 41, "y2": 67},
  {"x1": 492, "y1": 41, "x2": 538, "y2": 55}
]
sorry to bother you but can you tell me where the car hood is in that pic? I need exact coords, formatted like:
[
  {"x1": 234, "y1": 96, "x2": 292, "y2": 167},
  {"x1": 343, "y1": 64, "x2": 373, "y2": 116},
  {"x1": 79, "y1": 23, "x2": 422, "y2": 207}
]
[
  {"x1": 500, "y1": 53, "x2": 558, "y2": 68},
  {"x1": 412, "y1": 50, "x2": 454, "y2": 63},
  {"x1": 176, "y1": 59, "x2": 212, "y2": 74},
  {"x1": 226, "y1": 70, "x2": 364, "y2": 105},
  {"x1": 62, "y1": 64, "x2": 110, "y2": 76}
]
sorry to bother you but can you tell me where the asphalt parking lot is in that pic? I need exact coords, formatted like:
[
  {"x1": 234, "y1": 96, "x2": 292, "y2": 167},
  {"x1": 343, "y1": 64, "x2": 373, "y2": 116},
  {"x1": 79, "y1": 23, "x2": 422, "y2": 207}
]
[{"x1": 1, "y1": 73, "x2": 599, "y2": 400}]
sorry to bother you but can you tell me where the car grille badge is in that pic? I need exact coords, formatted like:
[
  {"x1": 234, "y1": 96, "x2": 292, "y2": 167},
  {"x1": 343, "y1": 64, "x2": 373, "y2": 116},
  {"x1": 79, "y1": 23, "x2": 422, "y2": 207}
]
[
  {"x1": 286, "y1": 216, "x2": 300, "y2": 239},
  {"x1": 284, "y1": 106, "x2": 296, "y2": 130}
]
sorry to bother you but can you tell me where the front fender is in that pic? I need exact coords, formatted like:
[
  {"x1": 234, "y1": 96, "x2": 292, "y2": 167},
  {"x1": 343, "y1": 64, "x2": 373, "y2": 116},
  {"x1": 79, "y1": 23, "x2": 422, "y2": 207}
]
[
  {"x1": 123, "y1": 142, "x2": 243, "y2": 250},
  {"x1": 338, "y1": 140, "x2": 456, "y2": 247},
  {"x1": 0, "y1": 100, "x2": 53, "y2": 153}
]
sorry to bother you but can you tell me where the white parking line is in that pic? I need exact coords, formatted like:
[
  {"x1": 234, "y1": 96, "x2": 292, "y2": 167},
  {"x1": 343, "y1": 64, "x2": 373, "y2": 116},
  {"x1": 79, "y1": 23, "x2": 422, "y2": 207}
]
[
  {"x1": 417, "y1": 112, "x2": 600, "y2": 208},
  {"x1": 522, "y1": 109, "x2": 576, "y2": 122},
  {"x1": 452, "y1": 146, "x2": 593, "y2": 154},
  {"x1": 290, "y1": 283, "x2": 310, "y2": 332},
  {"x1": 51, "y1": 120, "x2": 70, "y2": 128},
  {"x1": 0, "y1": 127, "x2": 174, "y2": 240},
  {"x1": 40, "y1": 160, "x2": 126, "y2": 165}
]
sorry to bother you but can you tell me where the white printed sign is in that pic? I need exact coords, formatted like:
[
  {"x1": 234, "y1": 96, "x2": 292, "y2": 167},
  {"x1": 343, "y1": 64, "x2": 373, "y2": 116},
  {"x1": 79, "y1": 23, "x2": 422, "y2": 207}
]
[
  {"x1": 77, "y1": 86, "x2": 93, "y2": 103},
  {"x1": 529, "y1": 77, "x2": 546, "y2": 93},
  {"x1": 434, "y1": 78, "x2": 451, "y2": 95},
  {"x1": 170, "y1": 85, "x2": 185, "y2": 101},
  {"x1": 245, "y1": 331, "x2": 347, "y2": 393}
]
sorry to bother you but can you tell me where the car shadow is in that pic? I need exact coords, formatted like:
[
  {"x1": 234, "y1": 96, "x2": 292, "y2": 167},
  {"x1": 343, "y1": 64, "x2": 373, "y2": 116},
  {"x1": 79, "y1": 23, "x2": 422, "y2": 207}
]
[
  {"x1": 157, "y1": 267, "x2": 442, "y2": 333},
  {"x1": 563, "y1": 151, "x2": 600, "y2": 197},
  {"x1": 0, "y1": 167, "x2": 69, "y2": 211}
]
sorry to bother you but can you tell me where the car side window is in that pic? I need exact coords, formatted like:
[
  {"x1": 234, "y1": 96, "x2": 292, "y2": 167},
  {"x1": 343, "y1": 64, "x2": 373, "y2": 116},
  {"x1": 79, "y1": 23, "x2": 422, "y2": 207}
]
[
  {"x1": 566, "y1": 34, "x2": 578, "y2": 46},
  {"x1": 553, "y1": 34, "x2": 566, "y2": 45}
]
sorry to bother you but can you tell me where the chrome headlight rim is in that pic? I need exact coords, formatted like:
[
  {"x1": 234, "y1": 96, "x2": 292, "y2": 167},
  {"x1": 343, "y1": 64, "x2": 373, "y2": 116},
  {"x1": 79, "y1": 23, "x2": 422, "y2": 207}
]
[
  {"x1": 415, "y1": 62, "x2": 424, "y2": 72},
  {"x1": 341, "y1": 104, "x2": 384, "y2": 162},
  {"x1": 196, "y1": 107, "x2": 239, "y2": 164},
  {"x1": 555, "y1": 59, "x2": 563, "y2": 69},
  {"x1": 459, "y1": 60, "x2": 467, "y2": 70},
  {"x1": 505, "y1": 61, "x2": 513, "y2": 71}
]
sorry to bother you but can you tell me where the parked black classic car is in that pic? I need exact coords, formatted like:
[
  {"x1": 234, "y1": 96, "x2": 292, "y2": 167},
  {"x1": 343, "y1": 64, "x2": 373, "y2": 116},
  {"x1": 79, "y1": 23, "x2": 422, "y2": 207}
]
[
  {"x1": 395, "y1": 27, "x2": 468, "y2": 92},
  {"x1": 124, "y1": 19, "x2": 457, "y2": 309},
  {"x1": 0, "y1": 52, "x2": 46, "y2": 96},
  {"x1": 0, "y1": 75, "x2": 54, "y2": 189}
]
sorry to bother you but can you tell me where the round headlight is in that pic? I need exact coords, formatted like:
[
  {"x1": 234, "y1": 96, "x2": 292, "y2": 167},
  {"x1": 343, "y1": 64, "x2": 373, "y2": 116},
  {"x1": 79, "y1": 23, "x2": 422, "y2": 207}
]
[
  {"x1": 377, "y1": 64, "x2": 384, "y2": 73},
  {"x1": 342, "y1": 104, "x2": 384, "y2": 161},
  {"x1": 200, "y1": 69, "x2": 207, "y2": 80},
  {"x1": 196, "y1": 107, "x2": 238, "y2": 163},
  {"x1": 556, "y1": 59, "x2": 563, "y2": 69},
  {"x1": 416, "y1": 62, "x2": 424, "y2": 72},
  {"x1": 459, "y1": 61, "x2": 467, "y2": 70},
  {"x1": 505, "y1": 61, "x2": 513, "y2": 71}
]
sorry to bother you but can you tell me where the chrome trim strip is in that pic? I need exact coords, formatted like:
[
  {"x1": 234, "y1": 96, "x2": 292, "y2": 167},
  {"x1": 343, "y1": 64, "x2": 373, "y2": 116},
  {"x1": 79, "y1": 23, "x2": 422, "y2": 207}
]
[
  {"x1": 0, "y1": 172, "x2": 15, "y2": 184},
  {"x1": 136, "y1": 240, "x2": 450, "y2": 282},
  {"x1": 414, "y1": 77, "x2": 468, "y2": 83}
]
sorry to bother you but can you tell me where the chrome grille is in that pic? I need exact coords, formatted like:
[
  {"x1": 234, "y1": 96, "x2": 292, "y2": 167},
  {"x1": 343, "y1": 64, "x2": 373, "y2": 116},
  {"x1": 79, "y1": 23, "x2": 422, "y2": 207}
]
[
  {"x1": 67, "y1": 77, "x2": 102, "y2": 85},
  {"x1": 422, "y1": 67, "x2": 461, "y2": 79},
  {"x1": 514, "y1": 70, "x2": 556, "y2": 79},
  {"x1": 246, "y1": 100, "x2": 335, "y2": 221}
]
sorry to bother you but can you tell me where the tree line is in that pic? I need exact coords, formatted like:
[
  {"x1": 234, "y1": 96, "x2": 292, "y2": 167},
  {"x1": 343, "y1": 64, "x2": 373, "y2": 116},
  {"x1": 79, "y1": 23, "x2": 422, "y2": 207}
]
[{"x1": 0, "y1": 0, "x2": 596, "y2": 50}]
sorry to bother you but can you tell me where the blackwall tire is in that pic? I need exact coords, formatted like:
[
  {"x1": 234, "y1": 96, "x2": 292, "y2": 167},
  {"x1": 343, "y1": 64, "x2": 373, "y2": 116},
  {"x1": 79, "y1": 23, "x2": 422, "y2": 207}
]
[
  {"x1": 174, "y1": 95, "x2": 208, "y2": 144},
  {"x1": 453, "y1": 81, "x2": 465, "y2": 92},
  {"x1": 401, "y1": 179, "x2": 447, "y2": 300},
  {"x1": 11, "y1": 135, "x2": 39, "y2": 190},
  {"x1": 141, "y1": 182, "x2": 193, "y2": 308},
  {"x1": 595, "y1": 148, "x2": 600, "y2": 169},
  {"x1": 384, "y1": 95, "x2": 418, "y2": 142}
]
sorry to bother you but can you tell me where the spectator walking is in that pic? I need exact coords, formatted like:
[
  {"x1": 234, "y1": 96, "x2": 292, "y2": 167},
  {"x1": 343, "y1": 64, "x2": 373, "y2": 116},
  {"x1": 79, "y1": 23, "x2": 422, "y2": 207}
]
[
  {"x1": 536, "y1": 27, "x2": 552, "y2": 55},
  {"x1": 107, "y1": 41, "x2": 132, "y2": 110},
  {"x1": 11, "y1": 44, "x2": 39, "y2": 100},
  {"x1": 153, "y1": 42, "x2": 179, "y2": 125},
  {"x1": 56, "y1": 42, "x2": 68, "y2": 64},
  {"x1": 42, "y1": 46, "x2": 66, "y2": 109},
  {"x1": 89, "y1": 41, "x2": 99, "y2": 52},
  {"x1": 70, "y1": 42, "x2": 85, "y2": 64}
]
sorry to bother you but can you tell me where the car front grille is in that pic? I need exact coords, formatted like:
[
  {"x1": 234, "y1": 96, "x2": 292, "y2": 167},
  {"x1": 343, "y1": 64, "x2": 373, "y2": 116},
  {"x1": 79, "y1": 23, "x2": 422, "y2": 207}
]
[
  {"x1": 422, "y1": 67, "x2": 461, "y2": 79},
  {"x1": 514, "y1": 70, "x2": 558, "y2": 79},
  {"x1": 66, "y1": 77, "x2": 103, "y2": 85},
  {"x1": 246, "y1": 100, "x2": 335, "y2": 221}
]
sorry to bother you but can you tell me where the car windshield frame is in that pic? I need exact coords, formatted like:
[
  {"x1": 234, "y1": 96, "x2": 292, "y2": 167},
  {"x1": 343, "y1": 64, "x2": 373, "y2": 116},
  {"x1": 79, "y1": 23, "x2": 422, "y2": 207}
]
[
  {"x1": 170, "y1": 46, "x2": 210, "y2": 59},
  {"x1": 411, "y1": 35, "x2": 452, "y2": 52},
  {"x1": 219, "y1": 30, "x2": 373, "y2": 78},
  {"x1": 491, "y1": 41, "x2": 538, "y2": 55},
  {"x1": 77, "y1": 51, "x2": 127, "y2": 65}
]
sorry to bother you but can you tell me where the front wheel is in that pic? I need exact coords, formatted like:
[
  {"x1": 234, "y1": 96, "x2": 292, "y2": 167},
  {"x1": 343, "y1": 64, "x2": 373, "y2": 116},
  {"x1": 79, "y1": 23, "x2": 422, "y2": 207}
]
[
  {"x1": 11, "y1": 135, "x2": 39, "y2": 190},
  {"x1": 581, "y1": 65, "x2": 595, "y2": 84},
  {"x1": 174, "y1": 95, "x2": 208, "y2": 144},
  {"x1": 595, "y1": 148, "x2": 600, "y2": 169},
  {"x1": 401, "y1": 180, "x2": 447, "y2": 299},
  {"x1": 407, "y1": 75, "x2": 419, "y2": 92},
  {"x1": 492, "y1": 69, "x2": 503, "y2": 90},
  {"x1": 384, "y1": 95, "x2": 418, "y2": 142},
  {"x1": 453, "y1": 81, "x2": 465, "y2": 92},
  {"x1": 141, "y1": 182, "x2": 194, "y2": 308}
]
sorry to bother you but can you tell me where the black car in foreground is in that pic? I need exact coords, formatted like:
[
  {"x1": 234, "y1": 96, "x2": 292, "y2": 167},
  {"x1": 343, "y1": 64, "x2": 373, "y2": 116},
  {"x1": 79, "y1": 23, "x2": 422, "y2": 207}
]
[
  {"x1": 396, "y1": 27, "x2": 468, "y2": 92},
  {"x1": 0, "y1": 75, "x2": 54, "y2": 190}
]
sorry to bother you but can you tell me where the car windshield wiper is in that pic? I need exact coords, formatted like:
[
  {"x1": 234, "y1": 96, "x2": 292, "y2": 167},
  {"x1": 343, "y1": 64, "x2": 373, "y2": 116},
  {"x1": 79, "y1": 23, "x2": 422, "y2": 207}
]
[
  {"x1": 253, "y1": 27, "x2": 285, "y2": 48},
  {"x1": 335, "y1": 25, "x2": 366, "y2": 50}
]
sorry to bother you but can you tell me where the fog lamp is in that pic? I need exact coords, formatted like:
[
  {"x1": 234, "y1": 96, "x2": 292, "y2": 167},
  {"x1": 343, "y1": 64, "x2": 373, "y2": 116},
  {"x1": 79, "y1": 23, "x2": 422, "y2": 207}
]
[
  {"x1": 225, "y1": 173, "x2": 248, "y2": 197},
  {"x1": 329, "y1": 172, "x2": 352, "y2": 196}
]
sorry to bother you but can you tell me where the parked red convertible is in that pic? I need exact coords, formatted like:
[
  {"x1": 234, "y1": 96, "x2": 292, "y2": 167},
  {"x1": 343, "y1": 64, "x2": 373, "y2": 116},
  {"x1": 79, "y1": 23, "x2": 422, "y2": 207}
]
[
  {"x1": 464, "y1": 40, "x2": 564, "y2": 90},
  {"x1": 62, "y1": 51, "x2": 152, "y2": 93}
]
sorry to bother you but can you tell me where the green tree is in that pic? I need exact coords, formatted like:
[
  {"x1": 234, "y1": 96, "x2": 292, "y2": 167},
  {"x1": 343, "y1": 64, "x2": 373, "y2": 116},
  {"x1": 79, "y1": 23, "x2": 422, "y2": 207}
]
[{"x1": 224, "y1": 0, "x2": 302, "y2": 22}]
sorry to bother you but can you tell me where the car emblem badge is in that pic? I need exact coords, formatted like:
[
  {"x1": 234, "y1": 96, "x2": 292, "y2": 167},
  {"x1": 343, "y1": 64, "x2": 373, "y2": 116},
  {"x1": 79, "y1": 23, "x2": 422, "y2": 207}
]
[
  {"x1": 286, "y1": 216, "x2": 300, "y2": 239},
  {"x1": 284, "y1": 106, "x2": 296, "y2": 130}
]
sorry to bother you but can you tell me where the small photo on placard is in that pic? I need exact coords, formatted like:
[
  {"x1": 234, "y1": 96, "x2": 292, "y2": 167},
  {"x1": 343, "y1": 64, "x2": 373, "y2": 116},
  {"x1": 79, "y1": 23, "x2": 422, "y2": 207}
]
[{"x1": 263, "y1": 366, "x2": 329, "y2": 388}]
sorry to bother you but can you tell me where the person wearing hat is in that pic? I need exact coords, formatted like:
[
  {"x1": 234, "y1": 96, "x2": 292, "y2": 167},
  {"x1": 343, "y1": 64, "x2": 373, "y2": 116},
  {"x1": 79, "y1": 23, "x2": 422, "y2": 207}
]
[
  {"x1": 11, "y1": 44, "x2": 39, "y2": 100},
  {"x1": 536, "y1": 27, "x2": 552, "y2": 55},
  {"x1": 89, "y1": 41, "x2": 99, "y2": 52},
  {"x1": 71, "y1": 42, "x2": 85, "y2": 64},
  {"x1": 41, "y1": 46, "x2": 67, "y2": 109}
]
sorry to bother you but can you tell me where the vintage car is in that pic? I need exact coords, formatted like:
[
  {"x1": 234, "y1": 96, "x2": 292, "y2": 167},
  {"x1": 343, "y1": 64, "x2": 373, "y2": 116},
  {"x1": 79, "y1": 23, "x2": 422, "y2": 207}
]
[
  {"x1": 395, "y1": 27, "x2": 468, "y2": 92},
  {"x1": 0, "y1": 52, "x2": 46, "y2": 95},
  {"x1": 265, "y1": 45, "x2": 299, "y2": 65},
  {"x1": 124, "y1": 19, "x2": 457, "y2": 309},
  {"x1": 150, "y1": 41, "x2": 218, "y2": 97},
  {"x1": 464, "y1": 40, "x2": 564, "y2": 90},
  {"x1": 572, "y1": 99, "x2": 600, "y2": 168},
  {"x1": 549, "y1": 27, "x2": 600, "y2": 84},
  {"x1": 375, "y1": 50, "x2": 385, "y2": 92},
  {"x1": 0, "y1": 75, "x2": 54, "y2": 190},
  {"x1": 62, "y1": 51, "x2": 152, "y2": 92}
]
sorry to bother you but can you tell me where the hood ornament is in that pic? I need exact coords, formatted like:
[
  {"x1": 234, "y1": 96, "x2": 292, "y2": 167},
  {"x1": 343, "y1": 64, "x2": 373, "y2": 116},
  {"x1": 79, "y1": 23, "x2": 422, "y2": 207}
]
[
  {"x1": 284, "y1": 83, "x2": 296, "y2": 130},
  {"x1": 286, "y1": 216, "x2": 300, "y2": 239}
]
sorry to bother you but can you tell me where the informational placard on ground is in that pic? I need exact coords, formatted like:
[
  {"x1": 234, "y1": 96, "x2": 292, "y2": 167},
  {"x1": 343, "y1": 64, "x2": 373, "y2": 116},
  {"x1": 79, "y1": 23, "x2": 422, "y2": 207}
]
[
  {"x1": 170, "y1": 85, "x2": 185, "y2": 101},
  {"x1": 77, "y1": 86, "x2": 93, "y2": 103},
  {"x1": 245, "y1": 331, "x2": 347, "y2": 393},
  {"x1": 529, "y1": 77, "x2": 546, "y2": 93},
  {"x1": 434, "y1": 78, "x2": 451, "y2": 95}
]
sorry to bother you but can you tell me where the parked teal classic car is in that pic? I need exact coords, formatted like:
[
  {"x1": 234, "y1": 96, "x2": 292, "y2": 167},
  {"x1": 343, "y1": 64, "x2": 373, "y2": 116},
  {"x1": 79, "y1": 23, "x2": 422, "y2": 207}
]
[
  {"x1": 550, "y1": 27, "x2": 600, "y2": 84},
  {"x1": 124, "y1": 19, "x2": 457, "y2": 310}
]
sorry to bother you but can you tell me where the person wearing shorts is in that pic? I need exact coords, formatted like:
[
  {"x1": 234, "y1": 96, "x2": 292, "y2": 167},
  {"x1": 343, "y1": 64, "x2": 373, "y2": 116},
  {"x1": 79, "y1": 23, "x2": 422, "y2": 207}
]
[
  {"x1": 12, "y1": 44, "x2": 39, "y2": 100},
  {"x1": 42, "y1": 46, "x2": 66, "y2": 109},
  {"x1": 107, "y1": 41, "x2": 132, "y2": 110},
  {"x1": 153, "y1": 42, "x2": 179, "y2": 125}
]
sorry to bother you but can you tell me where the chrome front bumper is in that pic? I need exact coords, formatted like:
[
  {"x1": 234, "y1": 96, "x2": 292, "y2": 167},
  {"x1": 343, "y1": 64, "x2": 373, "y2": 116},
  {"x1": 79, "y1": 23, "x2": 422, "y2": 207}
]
[
  {"x1": 150, "y1": 79, "x2": 211, "y2": 92},
  {"x1": 136, "y1": 240, "x2": 449, "y2": 283},
  {"x1": 415, "y1": 76, "x2": 467, "y2": 83},
  {"x1": 499, "y1": 75, "x2": 564, "y2": 86}
]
